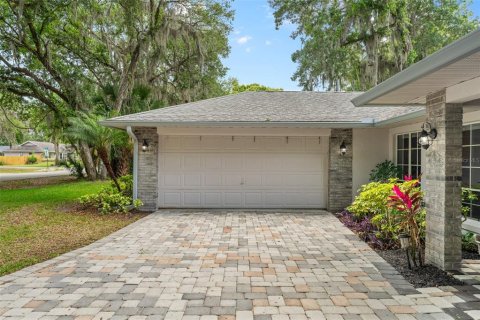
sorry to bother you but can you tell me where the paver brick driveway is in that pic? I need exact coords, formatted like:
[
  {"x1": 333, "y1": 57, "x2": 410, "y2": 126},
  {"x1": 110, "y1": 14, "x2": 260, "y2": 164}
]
[{"x1": 0, "y1": 210, "x2": 467, "y2": 319}]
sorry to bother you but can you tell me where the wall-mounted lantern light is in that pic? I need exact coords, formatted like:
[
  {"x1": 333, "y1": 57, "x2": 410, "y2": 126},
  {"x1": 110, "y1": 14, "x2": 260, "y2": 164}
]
[
  {"x1": 142, "y1": 139, "x2": 149, "y2": 152},
  {"x1": 418, "y1": 122, "x2": 437, "y2": 150},
  {"x1": 340, "y1": 141, "x2": 347, "y2": 155}
]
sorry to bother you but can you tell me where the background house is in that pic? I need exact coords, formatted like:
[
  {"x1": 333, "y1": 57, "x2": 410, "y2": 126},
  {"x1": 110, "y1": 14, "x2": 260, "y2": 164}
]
[{"x1": 2, "y1": 141, "x2": 69, "y2": 160}]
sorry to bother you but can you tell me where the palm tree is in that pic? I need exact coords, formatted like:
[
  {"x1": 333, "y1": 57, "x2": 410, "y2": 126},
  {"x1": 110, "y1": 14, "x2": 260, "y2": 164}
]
[{"x1": 65, "y1": 114, "x2": 123, "y2": 191}]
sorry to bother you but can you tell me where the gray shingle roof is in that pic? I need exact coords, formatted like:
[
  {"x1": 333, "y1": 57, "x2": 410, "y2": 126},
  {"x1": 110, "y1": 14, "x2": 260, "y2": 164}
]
[
  {"x1": 4, "y1": 141, "x2": 68, "y2": 153},
  {"x1": 103, "y1": 91, "x2": 424, "y2": 127}
]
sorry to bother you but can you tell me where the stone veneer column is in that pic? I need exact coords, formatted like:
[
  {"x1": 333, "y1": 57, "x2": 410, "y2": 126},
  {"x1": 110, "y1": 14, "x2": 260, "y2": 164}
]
[
  {"x1": 424, "y1": 89, "x2": 463, "y2": 270},
  {"x1": 327, "y1": 128, "x2": 353, "y2": 212},
  {"x1": 134, "y1": 127, "x2": 159, "y2": 211}
]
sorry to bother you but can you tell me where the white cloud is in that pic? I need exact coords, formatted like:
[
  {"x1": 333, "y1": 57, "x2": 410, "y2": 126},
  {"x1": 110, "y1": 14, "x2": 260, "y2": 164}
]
[
  {"x1": 265, "y1": 40, "x2": 272, "y2": 46},
  {"x1": 237, "y1": 35, "x2": 252, "y2": 45}
]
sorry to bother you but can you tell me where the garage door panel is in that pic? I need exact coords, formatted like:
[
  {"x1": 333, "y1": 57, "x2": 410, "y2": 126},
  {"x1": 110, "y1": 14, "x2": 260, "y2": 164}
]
[
  {"x1": 163, "y1": 192, "x2": 182, "y2": 206},
  {"x1": 245, "y1": 192, "x2": 262, "y2": 206},
  {"x1": 205, "y1": 192, "x2": 222, "y2": 206},
  {"x1": 223, "y1": 156, "x2": 243, "y2": 170},
  {"x1": 184, "y1": 156, "x2": 202, "y2": 170},
  {"x1": 205, "y1": 174, "x2": 222, "y2": 186},
  {"x1": 163, "y1": 174, "x2": 182, "y2": 187},
  {"x1": 263, "y1": 175, "x2": 283, "y2": 186},
  {"x1": 184, "y1": 192, "x2": 202, "y2": 206},
  {"x1": 244, "y1": 174, "x2": 262, "y2": 186},
  {"x1": 184, "y1": 174, "x2": 202, "y2": 186},
  {"x1": 158, "y1": 135, "x2": 328, "y2": 208},
  {"x1": 264, "y1": 157, "x2": 283, "y2": 171},
  {"x1": 205, "y1": 156, "x2": 222, "y2": 169},
  {"x1": 223, "y1": 174, "x2": 242, "y2": 186},
  {"x1": 225, "y1": 192, "x2": 243, "y2": 206},
  {"x1": 163, "y1": 154, "x2": 182, "y2": 170}
]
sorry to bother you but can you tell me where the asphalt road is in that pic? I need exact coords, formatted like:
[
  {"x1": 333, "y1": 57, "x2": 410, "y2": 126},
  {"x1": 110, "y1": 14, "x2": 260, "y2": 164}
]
[{"x1": 0, "y1": 169, "x2": 71, "y2": 181}]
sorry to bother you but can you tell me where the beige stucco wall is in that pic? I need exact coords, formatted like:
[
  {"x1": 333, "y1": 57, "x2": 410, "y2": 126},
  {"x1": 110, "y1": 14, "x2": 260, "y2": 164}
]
[{"x1": 352, "y1": 128, "x2": 389, "y2": 197}]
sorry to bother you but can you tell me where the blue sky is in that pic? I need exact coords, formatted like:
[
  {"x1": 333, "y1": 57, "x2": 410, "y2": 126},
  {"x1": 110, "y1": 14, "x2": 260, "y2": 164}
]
[{"x1": 223, "y1": 0, "x2": 480, "y2": 91}]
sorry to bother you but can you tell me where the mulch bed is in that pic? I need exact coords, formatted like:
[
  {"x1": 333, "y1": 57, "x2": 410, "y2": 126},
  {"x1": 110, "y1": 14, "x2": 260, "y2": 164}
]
[
  {"x1": 463, "y1": 250, "x2": 480, "y2": 260},
  {"x1": 375, "y1": 249, "x2": 464, "y2": 288},
  {"x1": 334, "y1": 211, "x2": 473, "y2": 288}
]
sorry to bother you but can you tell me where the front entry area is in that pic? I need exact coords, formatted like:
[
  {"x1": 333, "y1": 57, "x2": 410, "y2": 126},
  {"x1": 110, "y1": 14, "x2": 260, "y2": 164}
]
[{"x1": 157, "y1": 135, "x2": 328, "y2": 208}]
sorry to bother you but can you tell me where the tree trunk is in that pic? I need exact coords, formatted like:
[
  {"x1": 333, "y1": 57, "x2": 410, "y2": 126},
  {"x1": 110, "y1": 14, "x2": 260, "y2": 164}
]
[
  {"x1": 78, "y1": 141, "x2": 97, "y2": 180},
  {"x1": 98, "y1": 161, "x2": 108, "y2": 180},
  {"x1": 114, "y1": 145, "x2": 132, "y2": 177},
  {"x1": 98, "y1": 147, "x2": 121, "y2": 191},
  {"x1": 114, "y1": 41, "x2": 142, "y2": 113},
  {"x1": 54, "y1": 140, "x2": 60, "y2": 165}
]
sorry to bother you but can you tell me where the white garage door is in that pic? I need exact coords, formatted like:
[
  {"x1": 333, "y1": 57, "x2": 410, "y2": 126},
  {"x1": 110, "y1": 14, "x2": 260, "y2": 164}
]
[{"x1": 157, "y1": 135, "x2": 328, "y2": 208}]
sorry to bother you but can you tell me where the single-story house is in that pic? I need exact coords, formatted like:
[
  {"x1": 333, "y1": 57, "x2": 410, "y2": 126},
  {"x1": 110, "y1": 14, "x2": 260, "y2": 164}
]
[
  {"x1": 0, "y1": 146, "x2": 10, "y2": 155},
  {"x1": 3, "y1": 141, "x2": 69, "y2": 159},
  {"x1": 102, "y1": 28, "x2": 480, "y2": 271}
]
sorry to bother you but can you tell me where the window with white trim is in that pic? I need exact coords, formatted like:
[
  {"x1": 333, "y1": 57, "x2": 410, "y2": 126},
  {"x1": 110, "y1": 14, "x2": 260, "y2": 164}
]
[
  {"x1": 462, "y1": 123, "x2": 480, "y2": 220},
  {"x1": 395, "y1": 132, "x2": 422, "y2": 179}
]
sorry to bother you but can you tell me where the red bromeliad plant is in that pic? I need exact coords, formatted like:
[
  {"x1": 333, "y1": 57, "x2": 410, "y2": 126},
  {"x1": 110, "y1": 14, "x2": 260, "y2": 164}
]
[{"x1": 388, "y1": 181, "x2": 424, "y2": 267}]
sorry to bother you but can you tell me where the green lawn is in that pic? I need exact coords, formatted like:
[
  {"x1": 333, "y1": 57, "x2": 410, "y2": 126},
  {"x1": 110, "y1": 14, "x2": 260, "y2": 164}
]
[{"x1": 0, "y1": 180, "x2": 146, "y2": 276}]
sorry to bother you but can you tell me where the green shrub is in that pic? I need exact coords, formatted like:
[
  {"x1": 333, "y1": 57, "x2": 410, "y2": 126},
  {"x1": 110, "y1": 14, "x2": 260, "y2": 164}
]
[
  {"x1": 0, "y1": 160, "x2": 4, "y2": 166},
  {"x1": 462, "y1": 232, "x2": 478, "y2": 253},
  {"x1": 78, "y1": 175, "x2": 142, "y2": 214},
  {"x1": 369, "y1": 160, "x2": 402, "y2": 182},
  {"x1": 116, "y1": 174, "x2": 133, "y2": 196},
  {"x1": 349, "y1": 178, "x2": 425, "y2": 252},
  {"x1": 348, "y1": 179, "x2": 397, "y2": 219},
  {"x1": 25, "y1": 155, "x2": 38, "y2": 164}
]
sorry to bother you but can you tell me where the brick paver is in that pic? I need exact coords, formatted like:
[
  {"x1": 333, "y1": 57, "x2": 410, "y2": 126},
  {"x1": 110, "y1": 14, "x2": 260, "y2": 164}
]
[{"x1": 0, "y1": 210, "x2": 478, "y2": 320}]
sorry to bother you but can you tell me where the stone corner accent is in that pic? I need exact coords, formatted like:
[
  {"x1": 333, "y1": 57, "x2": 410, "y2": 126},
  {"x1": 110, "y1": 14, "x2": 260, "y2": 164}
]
[
  {"x1": 424, "y1": 89, "x2": 463, "y2": 271},
  {"x1": 133, "y1": 127, "x2": 158, "y2": 211},
  {"x1": 327, "y1": 128, "x2": 353, "y2": 213}
]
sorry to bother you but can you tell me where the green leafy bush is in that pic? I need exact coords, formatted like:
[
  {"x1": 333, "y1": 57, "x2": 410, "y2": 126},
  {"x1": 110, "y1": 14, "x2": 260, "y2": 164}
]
[
  {"x1": 25, "y1": 155, "x2": 38, "y2": 164},
  {"x1": 462, "y1": 189, "x2": 478, "y2": 222},
  {"x1": 348, "y1": 179, "x2": 397, "y2": 219},
  {"x1": 348, "y1": 178, "x2": 425, "y2": 252},
  {"x1": 369, "y1": 160, "x2": 402, "y2": 182},
  {"x1": 0, "y1": 160, "x2": 4, "y2": 166},
  {"x1": 79, "y1": 175, "x2": 142, "y2": 214},
  {"x1": 462, "y1": 232, "x2": 478, "y2": 253}
]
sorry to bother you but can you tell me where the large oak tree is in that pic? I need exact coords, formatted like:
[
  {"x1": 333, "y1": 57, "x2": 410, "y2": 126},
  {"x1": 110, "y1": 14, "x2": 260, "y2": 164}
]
[{"x1": 270, "y1": 0, "x2": 479, "y2": 91}]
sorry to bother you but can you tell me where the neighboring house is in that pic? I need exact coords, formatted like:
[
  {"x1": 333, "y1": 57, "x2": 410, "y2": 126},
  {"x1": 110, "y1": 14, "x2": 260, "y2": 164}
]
[
  {"x1": 3, "y1": 141, "x2": 69, "y2": 160},
  {"x1": 102, "y1": 28, "x2": 480, "y2": 272},
  {"x1": 0, "y1": 146, "x2": 10, "y2": 155}
]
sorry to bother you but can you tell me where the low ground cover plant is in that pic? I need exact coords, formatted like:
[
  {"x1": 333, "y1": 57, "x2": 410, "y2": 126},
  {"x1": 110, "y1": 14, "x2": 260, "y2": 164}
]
[{"x1": 79, "y1": 175, "x2": 142, "y2": 214}]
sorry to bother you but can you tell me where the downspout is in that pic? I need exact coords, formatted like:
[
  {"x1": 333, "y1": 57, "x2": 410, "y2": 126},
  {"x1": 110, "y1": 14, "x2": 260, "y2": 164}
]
[{"x1": 126, "y1": 126, "x2": 138, "y2": 200}]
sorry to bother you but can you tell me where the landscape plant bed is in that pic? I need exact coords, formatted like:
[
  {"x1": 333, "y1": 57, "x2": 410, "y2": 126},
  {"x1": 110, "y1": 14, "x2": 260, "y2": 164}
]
[
  {"x1": 463, "y1": 251, "x2": 480, "y2": 260},
  {"x1": 336, "y1": 211, "x2": 465, "y2": 288},
  {"x1": 375, "y1": 249, "x2": 464, "y2": 288}
]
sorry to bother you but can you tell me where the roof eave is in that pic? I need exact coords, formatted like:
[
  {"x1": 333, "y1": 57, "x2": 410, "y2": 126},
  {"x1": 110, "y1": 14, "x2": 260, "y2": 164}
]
[
  {"x1": 99, "y1": 120, "x2": 375, "y2": 129},
  {"x1": 352, "y1": 28, "x2": 480, "y2": 107},
  {"x1": 374, "y1": 109, "x2": 426, "y2": 127}
]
